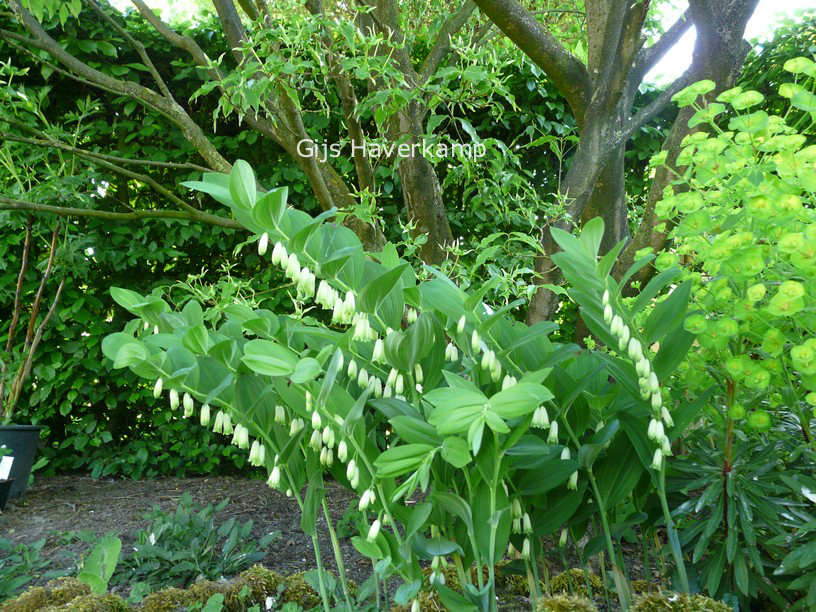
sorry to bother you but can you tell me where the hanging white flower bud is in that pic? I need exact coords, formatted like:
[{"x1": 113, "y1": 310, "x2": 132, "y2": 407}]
[
  {"x1": 223, "y1": 412, "x2": 233, "y2": 435},
  {"x1": 267, "y1": 465, "x2": 281, "y2": 488},
  {"x1": 153, "y1": 325, "x2": 159, "y2": 335},
  {"x1": 513, "y1": 518, "x2": 522, "y2": 533},
  {"x1": 523, "y1": 513, "x2": 532, "y2": 534},
  {"x1": 319, "y1": 446, "x2": 328, "y2": 465},
  {"x1": 169, "y1": 389, "x2": 179, "y2": 410},
  {"x1": 347, "y1": 359, "x2": 358, "y2": 379},
  {"x1": 611, "y1": 315, "x2": 622, "y2": 336},
  {"x1": 411, "y1": 599, "x2": 420, "y2": 612},
  {"x1": 651, "y1": 448, "x2": 663, "y2": 470},
  {"x1": 522, "y1": 537, "x2": 531, "y2": 560},
  {"x1": 326, "y1": 448, "x2": 334, "y2": 467},
  {"x1": 628, "y1": 338, "x2": 643, "y2": 362},
  {"x1": 532, "y1": 406, "x2": 550, "y2": 429},
  {"x1": 372, "y1": 338, "x2": 385, "y2": 363},
  {"x1": 274, "y1": 404, "x2": 286, "y2": 424},
  {"x1": 648, "y1": 372, "x2": 660, "y2": 394},
  {"x1": 343, "y1": 291, "x2": 356, "y2": 319},
  {"x1": 414, "y1": 364, "x2": 424, "y2": 384},
  {"x1": 322, "y1": 426, "x2": 334, "y2": 448},
  {"x1": 357, "y1": 368, "x2": 369, "y2": 388},
  {"x1": 491, "y1": 360, "x2": 502, "y2": 382},
  {"x1": 200, "y1": 403, "x2": 211, "y2": 427},
  {"x1": 337, "y1": 440, "x2": 348, "y2": 463},
  {"x1": 271, "y1": 241, "x2": 286, "y2": 266},
  {"x1": 648, "y1": 418, "x2": 659, "y2": 441},
  {"x1": 457, "y1": 314, "x2": 466, "y2": 334},
  {"x1": 346, "y1": 459, "x2": 357, "y2": 482},
  {"x1": 560, "y1": 447, "x2": 570, "y2": 460},
  {"x1": 661, "y1": 407, "x2": 674, "y2": 428},
  {"x1": 661, "y1": 435, "x2": 672, "y2": 456},
  {"x1": 386, "y1": 368, "x2": 398, "y2": 388},
  {"x1": 559, "y1": 528, "x2": 568, "y2": 547},
  {"x1": 213, "y1": 410, "x2": 224, "y2": 434},
  {"x1": 567, "y1": 471, "x2": 578, "y2": 490},
  {"x1": 651, "y1": 391, "x2": 662, "y2": 410},
  {"x1": 395, "y1": 374, "x2": 404, "y2": 395},
  {"x1": 258, "y1": 232, "x2": 269, "y2": 256},
  {"x1": 332, "y1": 299, "x2": 344, "y2": 324},
  {"x1": 183, "y1": 393, "x2": 194, "y2": 417},
  {"x1": 620, "y1": 325, "x2": 630, "y2": 346},
  {"x1": 309, "y1": 429, "x2": 322, "y2": 450},
  {"x1": 372, "y1": 377, "x2": 383, "y2": 398},
  {"x1": 311, "y1": 410, "x2": 322, "y2": 430},
  {"x1": 547, "y1": 421, "x2": 559, "y2": 444},
  {"x1": 603, "y1": 304, "x2": 614, "y2": 325},
  {"x1": 471, "y1": 329, "x2": 481, "y2": 353},
  {"x1": 511, "y1": 499, "x2": 522, "y2": 519},
  {"x1": 153, "y1": 378, "x2": 163, "y2": 398},
  {"x1": 602, "y1": 289, "x2": 610, "y2": 307},
  {"x1": 367, "y1": 519, "x2": 381, "y2": 542},
  {"x1": 249, "y1": 439, "x2": 261, "y2": 465}
]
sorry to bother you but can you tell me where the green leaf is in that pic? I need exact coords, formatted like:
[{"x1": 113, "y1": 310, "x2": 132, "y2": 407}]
[
  {"x1": 290, "y1": 357, "x2": 321, "y2": 384},
  {"x1": 441, "y1": 437, "x2": 472, "y2": 468},
  {"x1": 374, "y1": 444, "x2": 434, "y2": 478},
  {"x1": 488, "y1": 383, "x2": 553, "y2": 419},
  {"x1": 251, "y1": 187, "x2": 288, "y2": 230},
  {"x1": 241, "y1": 339, "x2": 297, "y2": 376},
  {"x1": 229, "y1": 159, "x2": 257, "y2": 209}
]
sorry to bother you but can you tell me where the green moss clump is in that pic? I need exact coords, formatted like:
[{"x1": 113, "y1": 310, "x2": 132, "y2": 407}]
[
  {"x1": 536, "y1": 594, "x2": 598, "y2": 611},
  {"x1": 0, "y1": 586, "x2": 48, "y2": 612},
  {"x1": 550, "y1": 569, "x2": 603, "y2": 597},
  {"x1": 139, "y1": 586, "x2": 193, "y2": 611},
  {"x1": 632, "y1": 593, "x2": 732, "y2": 611},
  {"x1": 0, "y1": 578, "x2": 92, "y2": 612},
  {"x1": 632, "y1": 580, "x2": 659, "y2": 594},
  {"x1": 41, "y1": 593, "x2": 128, "y2": 611},
  {"x1": 280, "y1": 572, "x2": 322, "y2": 609},
  {"x1": 223, "y1": 564, "x2": 282, "y2": 609},
  {"x1": 139, "y1": 566, "x2": 284, "y2": 611}
]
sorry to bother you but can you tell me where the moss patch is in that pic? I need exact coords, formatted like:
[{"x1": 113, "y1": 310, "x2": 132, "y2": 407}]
[
  {"x1": 632, "y1": 593, "x2": 733, "y2": 611},
  {"x1": 0, "y1": 578, "x2": 91, "y2": 612},
  {"x1": 536, "y1": 594, "x2": 598, "y2": 611},
  {"x1": 41, "y1": 594, "x2": 128, "y2": 611},
  {"x1": 550, "y1": 569, "x2": 603, "y2": 597}
]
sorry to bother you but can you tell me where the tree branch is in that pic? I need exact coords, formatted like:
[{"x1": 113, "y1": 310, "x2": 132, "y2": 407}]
[
  {"x1": 471, "y1": 0, "x2": 592, "y2": 116},
  {"x1": 418, "y1": 1, "x2": 477, "y2": 83},
  {"x1": 633, "y1": 8, "x2": 692, "y2": 80},
  {"x1": 83, "y1": 0, "x2": 175, "y2": 100},
  {"x1": 613, "y1": 67, "x2": 693, "y2": 148},
  {"x1": 5, "y1": 0, "x2": 230, "y2": 172},
  {"x1": 0, "y1": 195, "x2": 243, "y2": 227},
  {"x1": 1, "y1": 132, "x2": 241, "y2": 227},
  {"x1": 24, "y1": 222, "x2": 60, "y2": 350}
]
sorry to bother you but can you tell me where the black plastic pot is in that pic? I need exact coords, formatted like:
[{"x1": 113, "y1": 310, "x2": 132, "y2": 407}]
[
  {"x1": 0, "y1": 425, "x2": 42, "y2": 500},
  {"x1": 0, "y1": 478, "x2": 14, "y2": 510}
]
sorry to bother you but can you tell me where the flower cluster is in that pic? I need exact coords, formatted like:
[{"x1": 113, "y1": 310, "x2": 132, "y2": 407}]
[{"x1": 602, "y1": 290, "x2": 673, "y2": 470}]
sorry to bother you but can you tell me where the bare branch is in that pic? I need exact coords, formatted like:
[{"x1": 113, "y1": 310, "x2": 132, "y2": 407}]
[
  {"x1": 0, "y1": 195, "x2": 243, "y2": 228},
  {"x1": 418, "y1": 1, "x2": 477, "y2": 83},
  {"x1": 613, "y1": 67, "x2": 693, "y2": 149},
  {"x1": 0, "y1": 218, "x2": 31, "y2": 416},
  {"x1": 23, "y1": 222, "x2": 60, "y2": 350},
  {"x1": 471, "y1": 0, "x2": 592, "y2": 116},
  {"x1": 633, "y1": 9, "x2": 692, "y2": 80}
]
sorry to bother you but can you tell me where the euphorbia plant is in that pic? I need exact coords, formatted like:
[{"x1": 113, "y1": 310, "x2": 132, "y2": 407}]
[
  {"x1": 644, "y1": 59, "x2": 816, "y2": 608},
  {"x1": 102, "y1": 161, "x2": 696, "y2": 611}
]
